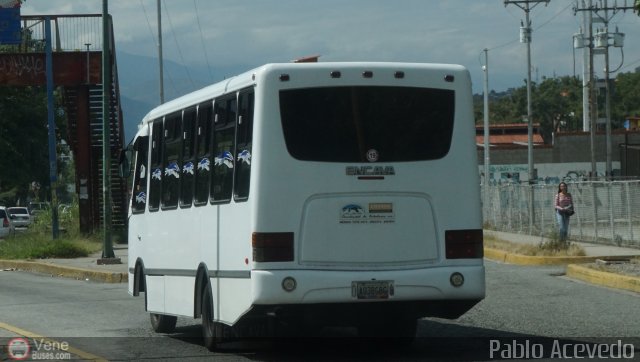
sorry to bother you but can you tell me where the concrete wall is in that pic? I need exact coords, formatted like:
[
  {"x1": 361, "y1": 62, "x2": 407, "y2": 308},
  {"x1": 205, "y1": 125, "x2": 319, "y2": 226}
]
[{"x1": 477, "y1": 131, "x2": 640, "y2": 182}]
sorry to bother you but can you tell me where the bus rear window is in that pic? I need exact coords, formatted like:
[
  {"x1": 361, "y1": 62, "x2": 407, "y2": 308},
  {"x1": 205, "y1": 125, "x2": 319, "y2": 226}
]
[{"x1": 279, "y1": 86, "x2": 455, "y2": 162}]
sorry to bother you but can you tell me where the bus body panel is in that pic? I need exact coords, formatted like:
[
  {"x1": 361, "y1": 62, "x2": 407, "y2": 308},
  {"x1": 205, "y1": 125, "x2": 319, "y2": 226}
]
[
  {"x1": 144, "y1": 275, "x2": 164, "y2": 313},
  {"x1": 217, "y1": 278, "x2": 253, "y2": 324},
  {"x1": 299, "y1": 192, "x2": 439, "y2": 266},
  {"x1": 165, "y1": 276, "x2": 196, "y2": 317},
  {"x1": 127, "y1": 62, "x2": 484, "y2": 329}
]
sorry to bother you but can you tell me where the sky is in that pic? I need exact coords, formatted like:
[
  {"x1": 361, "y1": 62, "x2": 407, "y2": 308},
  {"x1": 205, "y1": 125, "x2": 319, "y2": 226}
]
[{"x1": 18, "y1": 0, "x2": 640, "y2": 94}]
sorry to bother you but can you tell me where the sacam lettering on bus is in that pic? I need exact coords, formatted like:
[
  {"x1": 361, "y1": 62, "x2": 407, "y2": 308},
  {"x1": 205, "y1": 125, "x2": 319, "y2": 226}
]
[{"x1": 345, "y1": 166, "x2": 395, "y2": 176}]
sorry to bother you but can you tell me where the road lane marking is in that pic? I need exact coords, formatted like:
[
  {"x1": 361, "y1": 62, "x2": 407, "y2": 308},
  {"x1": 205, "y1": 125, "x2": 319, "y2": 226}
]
[{"x1": 0, "y1": 321, "x2": 108, "y2": 362}]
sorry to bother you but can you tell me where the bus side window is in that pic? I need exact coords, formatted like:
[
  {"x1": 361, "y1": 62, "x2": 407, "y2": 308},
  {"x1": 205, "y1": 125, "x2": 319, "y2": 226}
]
[
  {"x1": 180, "y1": 107, "x2": 197, "y2": 208},
  {"x1": 131, "y1": 135, "x2": 149, "y2": 214},
  {"x1": 148, "y1": 119, "x2": 163, "y2": 212},
  {"x1": 234, "y1": 90, "x2": 254, "y2": 201},
  {"x1": 211, "y1": 95, "x2": 236, "y2": 204},
  {"x1": 194, "y1": 101, "x2": 213, "y2": 205},
  {"x1": 162, "y1": 112, "x2": 182, "y2": 209}
]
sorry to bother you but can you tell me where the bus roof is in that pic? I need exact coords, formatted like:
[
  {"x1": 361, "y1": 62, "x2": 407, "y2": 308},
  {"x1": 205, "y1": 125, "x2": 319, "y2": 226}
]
[{"x1": 135, "y1": 61, "x2": 468, "y2": 132}]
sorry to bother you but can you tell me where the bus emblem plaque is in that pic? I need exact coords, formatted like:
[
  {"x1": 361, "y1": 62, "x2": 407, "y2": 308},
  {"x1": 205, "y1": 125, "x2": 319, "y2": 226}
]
[{"x1": 366, "y1": 149, "x2": 379, "y2": 162}]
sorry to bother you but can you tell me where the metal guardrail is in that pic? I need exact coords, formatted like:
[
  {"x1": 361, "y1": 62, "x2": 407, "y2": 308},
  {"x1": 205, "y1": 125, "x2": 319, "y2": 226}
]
[{"x1": 482, "y1": 181, "x2": 640, "y2": 248}]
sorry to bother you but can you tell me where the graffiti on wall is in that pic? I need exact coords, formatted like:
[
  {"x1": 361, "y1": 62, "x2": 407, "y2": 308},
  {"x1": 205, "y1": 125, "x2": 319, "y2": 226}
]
[{"x1": 0, "y1": 55, "x2": 45, "y2": 79}]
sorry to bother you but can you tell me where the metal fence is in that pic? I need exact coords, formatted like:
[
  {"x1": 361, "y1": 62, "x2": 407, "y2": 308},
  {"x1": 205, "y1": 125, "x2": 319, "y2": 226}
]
[
  {"x1": 19, "y1": 15, "x2": 103, "y2": 52},
  {"x1": 482, "y1": 181, "x2": 640, "y2": 248}
]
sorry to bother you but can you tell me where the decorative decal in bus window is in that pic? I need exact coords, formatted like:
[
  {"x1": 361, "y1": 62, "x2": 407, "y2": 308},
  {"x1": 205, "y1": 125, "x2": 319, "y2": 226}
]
[
  {"x1": 215, "y1": 151, "x2": 234, "y2": 168},
  {"x1": 164, "y1": 162, "x2": 181, "y2": 178},
  {"x1": 183, "y1": 161, "x2": 195, "y2": 175},
  {"x1": 198, "y1": 157, "x2": 210, "y2": 171},
  {"x1": 151, "y1": 168, "x2": 162, "y2": 180},
  {"x1": 237, "y1": 150, "x2": 251, "y2": 165},
  {"x1": 135, "y1": 191, "x2": 146, "y2": 204}
]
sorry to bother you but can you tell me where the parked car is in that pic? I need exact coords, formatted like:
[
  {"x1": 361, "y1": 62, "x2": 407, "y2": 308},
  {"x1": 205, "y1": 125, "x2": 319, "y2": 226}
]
[
  {"x1": 0, "y1": 207, "x2": 16, "y2": 238},
  {"x1": 28, "y1": 201, "x2": 50, "y2": 216},
  {"x1": 7, "y1": 207, "x2": 33, "y2": 229}
]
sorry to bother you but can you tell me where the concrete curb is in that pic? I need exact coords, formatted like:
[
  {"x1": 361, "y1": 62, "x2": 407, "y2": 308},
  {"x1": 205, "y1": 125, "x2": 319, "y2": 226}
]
[
  {"x1": 0, "y1": 259, "x2": 128, "y2": 283},
  {"x1": 566, "y1": 264, "x2": 640, "y2": 293},
  {"x1": 484, "y1": 247, "x2": 639, "y2": 266}
]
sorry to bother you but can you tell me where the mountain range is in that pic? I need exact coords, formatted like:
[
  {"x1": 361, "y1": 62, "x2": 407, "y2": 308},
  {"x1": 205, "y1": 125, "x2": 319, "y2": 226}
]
[{"x1": 116, "y1": 51, "x2": 250, "y2": 144}]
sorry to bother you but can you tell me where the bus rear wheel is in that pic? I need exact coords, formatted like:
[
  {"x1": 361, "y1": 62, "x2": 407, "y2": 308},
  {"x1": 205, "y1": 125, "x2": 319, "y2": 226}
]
[
  {"x1": 150, "y1": 313, "x2": 177, "y2": 333},
  {"x1": 201, "y1": 283, "x2": 224, "y2": 351}
]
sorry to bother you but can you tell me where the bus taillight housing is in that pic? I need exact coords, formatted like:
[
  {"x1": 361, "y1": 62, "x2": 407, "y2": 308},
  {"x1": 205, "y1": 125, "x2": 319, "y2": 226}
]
[
  {"x1": 445, "y1": 229, "x2": 483, "y2": 259},
  {"x1": 252, "y1": 232, "x2": 294, "y2": 262}
]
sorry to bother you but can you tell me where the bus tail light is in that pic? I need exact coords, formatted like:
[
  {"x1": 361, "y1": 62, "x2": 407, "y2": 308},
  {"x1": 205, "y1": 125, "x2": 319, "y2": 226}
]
[
  {"x1": 252, "y1": 232, "x2": 294, "y2": 262},
  {"x1": 445, "y1": 229, "x2": 483, "y2": 259}
]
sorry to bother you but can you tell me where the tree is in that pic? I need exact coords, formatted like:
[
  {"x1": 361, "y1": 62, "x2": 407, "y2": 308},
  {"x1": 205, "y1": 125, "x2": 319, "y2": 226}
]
[
  {"x1": 0, "y1": 86, "x2": 49, "y2": 204},
  {"x1": 612, "y1": 71, "x2": 640, "y2": 119},
  {"x1": 532, "y1": 76, "x2": 582, "y2": 143}
]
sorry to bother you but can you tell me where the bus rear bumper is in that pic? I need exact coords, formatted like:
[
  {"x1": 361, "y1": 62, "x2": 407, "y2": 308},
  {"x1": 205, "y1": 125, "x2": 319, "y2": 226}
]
[
  {"x1": 250, "y1": 266, "x2": 484, "y2": 319},
  {"x1": 244, "y1": 299, "x2": 482, "y2": 327}
]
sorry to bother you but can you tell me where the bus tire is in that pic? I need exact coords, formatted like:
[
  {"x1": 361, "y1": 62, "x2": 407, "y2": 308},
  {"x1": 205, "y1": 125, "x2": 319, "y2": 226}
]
[
  {"x1": 150, "y1": 313, "x2": 177, "y2": 333},
  {"x1": 201, "y1": 282, "x2": 223, "y2": 351}
]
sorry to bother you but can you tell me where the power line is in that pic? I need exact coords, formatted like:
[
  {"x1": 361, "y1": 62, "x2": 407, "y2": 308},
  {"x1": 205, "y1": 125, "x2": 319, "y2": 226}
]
[
  {"x1": 193, "y1": 0, "x2": 214, "y2": 81},
  {"x1": 534, "y1": 1, "x2": 573, "y2": 30},
  {"x1": 139, "y1": 0, "x2": 157, "y2": 52},
  {"x1": 139, "y1": 0, "x2": 178, "y2": 98},
  {"x1": 486, "y1": 1, "x2": 570, "y2": 52},
  {"x1": 162, "y1": 0, "x2": 196, "y2": 88}
]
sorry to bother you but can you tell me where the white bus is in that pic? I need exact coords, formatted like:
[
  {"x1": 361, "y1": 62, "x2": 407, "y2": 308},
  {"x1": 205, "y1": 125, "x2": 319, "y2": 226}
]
[{"x1": 125, "y1": 62, "x2": 485, "y2": 349}]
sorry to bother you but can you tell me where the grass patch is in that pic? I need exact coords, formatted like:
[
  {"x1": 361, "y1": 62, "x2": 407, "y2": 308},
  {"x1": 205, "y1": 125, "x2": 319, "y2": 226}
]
[
  {"x1": 0, "y1": 232, "x2": 102, "y2": 260},
  {"x1": 0, "y1": 203, "x2": 103, "y2": 260},
  {"x1": 485, "y1": 235, "x2": 586, "y2": 257}
]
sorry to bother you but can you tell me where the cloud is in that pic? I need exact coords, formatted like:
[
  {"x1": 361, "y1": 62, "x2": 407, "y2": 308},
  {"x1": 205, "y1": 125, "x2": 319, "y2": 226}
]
[{"x1": 19, "y1": 0, "x2": 640, "y2": 93}]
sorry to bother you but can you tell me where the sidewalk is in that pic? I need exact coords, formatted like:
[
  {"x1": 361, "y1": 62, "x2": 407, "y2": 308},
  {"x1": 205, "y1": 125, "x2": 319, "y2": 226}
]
[
  {"x1": 485, "y1": 229, "x2": 640, "y2": 258},
  {"x1": 0, "y1": 244, "x2": 128, "y2": 283},
  {"x1": 484, "y1": 229, "x2": 640, "y2": 293}
]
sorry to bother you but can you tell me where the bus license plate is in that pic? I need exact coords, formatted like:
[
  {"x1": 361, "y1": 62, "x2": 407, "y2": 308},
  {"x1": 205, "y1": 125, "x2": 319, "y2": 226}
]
[{"x1": 352, "y1": 281, "x2": 393, "y2": 300}]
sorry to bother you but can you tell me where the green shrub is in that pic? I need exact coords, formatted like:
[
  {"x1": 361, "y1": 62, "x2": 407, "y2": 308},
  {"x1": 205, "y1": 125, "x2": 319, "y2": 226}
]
[{"x1": 0, "y1": 203, "x2": 102, "y2": 260}]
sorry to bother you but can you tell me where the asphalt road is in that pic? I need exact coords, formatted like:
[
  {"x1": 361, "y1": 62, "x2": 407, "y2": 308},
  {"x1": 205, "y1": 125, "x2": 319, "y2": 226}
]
[{"x1": 1, "y1": 260, "x2": 638, "y2": 361}]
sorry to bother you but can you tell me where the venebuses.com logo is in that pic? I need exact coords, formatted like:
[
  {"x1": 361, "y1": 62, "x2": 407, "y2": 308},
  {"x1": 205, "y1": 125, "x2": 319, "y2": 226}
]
[{"x1": 6, "y1": 337, "x2": 72, "y2": 361}]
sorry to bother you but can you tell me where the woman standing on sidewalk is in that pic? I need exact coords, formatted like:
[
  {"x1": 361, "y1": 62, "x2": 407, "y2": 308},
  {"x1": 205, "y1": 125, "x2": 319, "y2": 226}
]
[{"x1": 554, "y1": 182, "x2": 574, "y2": 241}]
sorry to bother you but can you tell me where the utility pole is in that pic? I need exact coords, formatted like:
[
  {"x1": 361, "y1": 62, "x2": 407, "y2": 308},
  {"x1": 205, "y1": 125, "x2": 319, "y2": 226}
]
[
  {"x1": 504, "y1": 0, "x2": 549, "y2": 233},
  {"x1": 573, "y1": 1, "x2": 598, "y2": 177},
  {"x1": 504, "y1": 0, "x2": 549, "y2": 184},
  {"x1": 45, "y1": 17, "x2": 59, "y2": 240},
  {"x1": 574, "y1": 0, "x2": 633, "y2": 179}
]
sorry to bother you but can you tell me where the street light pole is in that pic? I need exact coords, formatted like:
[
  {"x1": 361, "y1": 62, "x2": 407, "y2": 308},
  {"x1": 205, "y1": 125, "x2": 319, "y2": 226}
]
[
  {"x1": 483, "y1": 49, "x2": 491, "y2": 204},
  {"x1": 101, "y1": 0, "x2": 115, "y2": 260},
  {"x1": 603, "y1": 16, "x2": 612, "y2": 178},
  {"x1": 157, "y1": 0, "x2": 164, "y2": 105}
]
